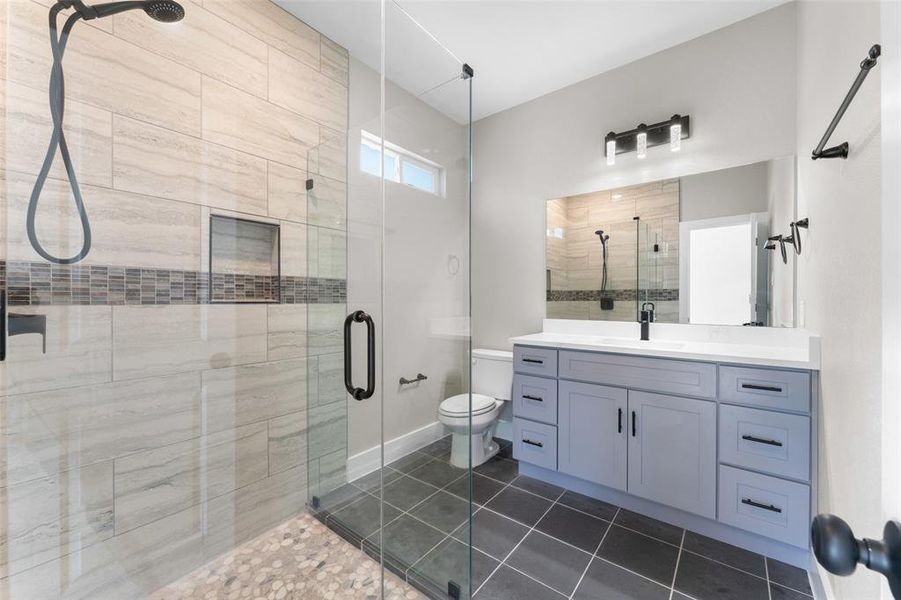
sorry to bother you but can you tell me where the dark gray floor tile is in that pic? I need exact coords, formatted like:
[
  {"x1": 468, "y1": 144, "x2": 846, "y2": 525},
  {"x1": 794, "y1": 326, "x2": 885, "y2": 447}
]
[
  {"x1": 327, "y1": 494, "x2": 402, "y2": 545},
  {"x1": 419, "y1": 436, "x2": 453, "y2": 459},
  {"x1": 558, "y1": 490, "x2": 619, "y2": 521},
  {"x1": 408, "y1": 538, "x2": 499, "y2": 597},
  {"x1": 573, "y1": 558, "x2": 672, "y2": 600},
  {"x1": 444, "y1": 473, "x2": 506, "y2": 505},
  {"x1": 683, "y1": 532, "x2": 765, "y2": 576},
  {"x1": 382, "y1": 475, "x2": 439, "y2": 511},
  {"x1": 388, "y1": 451, "x2": 435, "y2": 474},
  {"x1": 770, "y1": 582, "x2": 813, "y2": 599},
  {"x1": 409, "y1": 491, "x2": 472, "y2": 534},
  {"x1": 597, "y1": 525, "x2": 679, "y2": 586},
  {"x1": 536, "y1": 503, "x2": 611, "y2": 553},
  {"x1": 475, "y1": 565, "x2": 566, "y2": 600},
  {"x1": 614, "y1": 509, "x2": 683, "y2": 545},
  {"x1": 486, "y1": 486, "x2": 553, "y2": 527},
  {"x1": 409, "y1": 459, "x2": 468, "y2": 488},
  {"x1": 350, "y1": 468, "x2": 404, "y2": 494},
  {"x1": 363, "y1": 514, "x2": 446, "y2": 570},
  {"x1": 453, "y1": 508, "x2": 529, "y2": 560},
  {"x1": 674, "y1": 551, "x2": 769, "y2": 600},
  {"x1": 766, "y1": 558, "x2": 812, "y2": 595},
  {"x1": 474, "y1": 456, "x2": 519, "y2": 483},
  {"x1": 672, "y1": 594, "x2": 693, "y2": 600},
  {"x1": 506, "y1": 531, "x2": 592, "y2": 596},
  {"x1": 512, "y1": 475, "x2": 565, "y2": 500}
]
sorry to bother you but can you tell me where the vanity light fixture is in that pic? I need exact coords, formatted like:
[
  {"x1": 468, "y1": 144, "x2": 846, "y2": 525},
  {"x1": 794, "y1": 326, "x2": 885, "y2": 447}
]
[
  {"x1": 604, "y1": 114, "x2": 690, "y2": 164},
  {"x1": 636, "y1": 124, "x2": 648, "y2": 159}
]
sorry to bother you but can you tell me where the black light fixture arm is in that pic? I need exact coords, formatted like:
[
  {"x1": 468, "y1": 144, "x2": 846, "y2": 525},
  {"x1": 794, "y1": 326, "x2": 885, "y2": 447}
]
[{"x1": 811, "y1": 44, "x2": 880, "y2": 160}]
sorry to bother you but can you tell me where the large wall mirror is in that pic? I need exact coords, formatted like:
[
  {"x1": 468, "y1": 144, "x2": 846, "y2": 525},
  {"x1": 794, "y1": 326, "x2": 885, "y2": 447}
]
[{"x1": 546, "y1": 156, "x2": 797, "y2": 327}]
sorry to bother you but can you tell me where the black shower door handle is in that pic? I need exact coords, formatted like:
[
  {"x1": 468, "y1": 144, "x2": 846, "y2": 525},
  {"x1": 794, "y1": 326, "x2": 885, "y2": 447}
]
[{"x1": 344, "y1": 310, "x2": 375, "y2": 401}]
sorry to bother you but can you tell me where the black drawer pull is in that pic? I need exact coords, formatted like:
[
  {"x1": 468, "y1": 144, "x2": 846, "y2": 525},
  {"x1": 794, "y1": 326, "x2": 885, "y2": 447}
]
[
  {"x1": 742, "y1": 434, "x2": 783, "y2": 447},
  {"x1": 522, "y1": 358, "x2": 544, "y2": 364},
  {"x1": 522, "y1": 439, "x2": 544, "y2": 448},
  {"x1": 741, "y1": 498, "x2": 782, "y2": 513},
  {"x1": 618, "y1": 408, "x2": 623, "y2": 434},
  {"x1": 522, "y1": 394, "x2": 543, "y2": 402},
  {"x1": 741, "y1": 383, "x2": 783, "y2": 393},
  {"x1": 631, "y1": 411, "x2": 637, "y2": 437}
]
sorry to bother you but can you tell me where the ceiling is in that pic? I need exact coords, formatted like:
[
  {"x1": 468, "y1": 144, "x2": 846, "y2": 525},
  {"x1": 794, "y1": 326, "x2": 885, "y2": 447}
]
[{"x1": 278, "y1": 0, "x2": 786, "y2": 123}]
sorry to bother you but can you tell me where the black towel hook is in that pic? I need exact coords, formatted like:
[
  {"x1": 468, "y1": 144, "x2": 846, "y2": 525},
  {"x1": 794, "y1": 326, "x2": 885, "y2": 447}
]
[{"x1": 811, "y1": 44, "x2": 880, "y2": 160}]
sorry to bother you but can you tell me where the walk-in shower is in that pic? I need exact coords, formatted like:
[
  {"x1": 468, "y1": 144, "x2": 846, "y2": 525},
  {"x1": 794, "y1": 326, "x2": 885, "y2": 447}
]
[
  {"x1": 26, "y1": 0, "x2": 185, "y2": 264},
  {"x1": 1, "y1": 0, "x2": 474, "y2": 598}
]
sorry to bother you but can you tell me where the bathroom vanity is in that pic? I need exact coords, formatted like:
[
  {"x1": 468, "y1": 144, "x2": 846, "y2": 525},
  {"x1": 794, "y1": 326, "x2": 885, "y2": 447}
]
[{"x1": 509, "y1": 320, "x2": 820, "y2": 567}]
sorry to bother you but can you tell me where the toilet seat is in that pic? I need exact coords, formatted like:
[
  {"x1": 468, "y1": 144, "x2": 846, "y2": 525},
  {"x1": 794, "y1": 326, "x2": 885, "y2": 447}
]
[{"x1": 439, "y1": 393, "x2": 497, "y2": 418}]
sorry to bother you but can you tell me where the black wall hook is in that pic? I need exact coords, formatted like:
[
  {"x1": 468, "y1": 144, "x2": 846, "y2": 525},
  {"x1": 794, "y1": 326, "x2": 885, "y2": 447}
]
[{"x1": 811, "y1": 44, "x2": 880, "y2": 160}]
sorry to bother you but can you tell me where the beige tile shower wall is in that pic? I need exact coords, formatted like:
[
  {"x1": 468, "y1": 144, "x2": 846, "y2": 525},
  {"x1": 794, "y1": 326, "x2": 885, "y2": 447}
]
[{"x1": 1, "y1": 0, "x2": 348, "y2": 596}]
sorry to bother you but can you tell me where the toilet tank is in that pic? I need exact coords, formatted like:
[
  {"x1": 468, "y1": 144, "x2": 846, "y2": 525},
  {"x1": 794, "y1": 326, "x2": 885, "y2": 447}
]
[{"x1": 472, "y1": 349, "x2": 513, "y2": 401}]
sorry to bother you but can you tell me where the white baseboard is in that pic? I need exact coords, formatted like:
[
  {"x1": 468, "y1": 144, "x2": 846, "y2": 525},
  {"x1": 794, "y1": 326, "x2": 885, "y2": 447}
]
[
  {"x1": 346, "y1": 421, "x2": 447, "y2": 481},
  {"x1": 812, "y1": 562, "x2": 835, "y2": 600}
]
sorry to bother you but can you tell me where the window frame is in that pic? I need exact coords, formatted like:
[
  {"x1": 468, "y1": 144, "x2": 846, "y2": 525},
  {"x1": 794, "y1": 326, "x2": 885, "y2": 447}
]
[{"x1": 360, "y1": 130, "x2": 444, "y2": 197}]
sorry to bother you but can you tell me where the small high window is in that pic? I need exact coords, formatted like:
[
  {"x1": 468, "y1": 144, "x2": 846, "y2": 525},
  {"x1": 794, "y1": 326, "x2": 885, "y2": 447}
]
[{"x1": 360, "y1": 131, "x2": 443, "y2": 196}]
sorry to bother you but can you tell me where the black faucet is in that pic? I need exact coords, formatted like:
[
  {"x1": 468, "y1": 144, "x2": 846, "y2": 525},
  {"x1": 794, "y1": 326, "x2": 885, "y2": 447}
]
[
  {"x1": 1, "y1": 291, "x2": 47, "y2": 361},
  {"x1": 639, "y1": 302, "x2": 655, "y2": 341}
]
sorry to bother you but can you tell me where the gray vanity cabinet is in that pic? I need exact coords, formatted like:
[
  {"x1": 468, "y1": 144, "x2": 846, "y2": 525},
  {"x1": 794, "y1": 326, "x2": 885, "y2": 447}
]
[
  {"x1": 558, "y1": 381, "x2": 627, "y2": 491},
  {"x1": 626, "y1": 390, "x2": 717, "y2": 518}
]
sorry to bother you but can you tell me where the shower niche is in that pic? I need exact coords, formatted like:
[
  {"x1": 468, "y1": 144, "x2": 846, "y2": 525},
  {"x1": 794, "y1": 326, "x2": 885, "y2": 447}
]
[{"x1": 209, "y1": 215, "x2": 281, "y2": 303}]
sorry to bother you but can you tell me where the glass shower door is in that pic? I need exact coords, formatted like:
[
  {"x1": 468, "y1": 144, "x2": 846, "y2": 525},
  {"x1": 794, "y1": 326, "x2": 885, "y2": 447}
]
[{"x1": 305, "y1": 1, "x2": 475, "y2": 597}]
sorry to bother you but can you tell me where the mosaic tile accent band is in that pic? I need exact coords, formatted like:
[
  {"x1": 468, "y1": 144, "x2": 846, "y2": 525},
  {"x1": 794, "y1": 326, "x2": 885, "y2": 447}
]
[
  {"x1": 0, "y1": 261, "x2": 346, "y2": 306},
  {"x1": 547, "y1": 288, "x2": 680, "y2": 302}
]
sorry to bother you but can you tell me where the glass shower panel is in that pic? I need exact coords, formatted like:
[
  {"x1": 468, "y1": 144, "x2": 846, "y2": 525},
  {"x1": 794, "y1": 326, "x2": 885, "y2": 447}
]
[
  {"x1": 383, "y1": 2, "x2": 474, "y2": 597},
  {"x1": 1, "y1": 0, "x2": 348, "y2": 597}
]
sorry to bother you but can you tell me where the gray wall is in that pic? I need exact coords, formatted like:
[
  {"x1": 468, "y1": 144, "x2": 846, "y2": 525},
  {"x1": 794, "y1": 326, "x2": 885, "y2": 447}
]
[
  {"x1": 472, "y1": 3, "x2": 797, "y2": 349},
  {"x1": 795, "y1": 2, "x2": 883, "y2": 597},
  {"x1": 680, "y1": 162, "x2": 769, "y2": 222},
  {"x1": 346, "y1": 57, "x2": 470, "y2": 456}
]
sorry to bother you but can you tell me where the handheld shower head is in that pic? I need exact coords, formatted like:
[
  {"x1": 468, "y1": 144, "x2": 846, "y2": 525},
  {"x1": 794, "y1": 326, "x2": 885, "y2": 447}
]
[
  {"x1": 595, "y1": 229, "x2": 610, "y2": 243},
  {"x1": 144, "y1": 0, "x2": 184, "y2": 22},
  {"x1": 71, "y1": 0, "x2": 185, "y2": 22}
]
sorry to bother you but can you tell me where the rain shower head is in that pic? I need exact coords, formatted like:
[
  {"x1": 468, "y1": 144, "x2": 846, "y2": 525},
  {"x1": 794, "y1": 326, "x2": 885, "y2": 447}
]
[{"x1": 71, "y1": 0, "x2": 185, "y2": 22}]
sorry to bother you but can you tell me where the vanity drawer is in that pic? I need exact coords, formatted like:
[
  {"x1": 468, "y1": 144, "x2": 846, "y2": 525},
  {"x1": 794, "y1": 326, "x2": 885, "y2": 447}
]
[
  {"x1": 513, "y1": 418, "x2": 557, "y2": 471},
  {"x1": 513, "y1": 374, "x2": 558, "y2": 425},
  {"x1": 718, "y1": 465, "x2": 810, "y2": 548},
  {"x1": 514, "y1": 346, "x2": 558, "y2": 377},
  {"x1": 719, "y1": 366, "x2": 810, "y2": 414},
  {"x1": 720, "y1": 405, "x2": 810, "y2": 482},
  {"x1": 558, "y1": 351, "x2": 716, "y2": 399}
]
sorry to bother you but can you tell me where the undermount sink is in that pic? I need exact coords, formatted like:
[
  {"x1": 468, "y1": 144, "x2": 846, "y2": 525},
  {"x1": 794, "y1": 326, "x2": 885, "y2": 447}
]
[{"x1": 599, "y1": 338, "x2": 687, "y2": 350}]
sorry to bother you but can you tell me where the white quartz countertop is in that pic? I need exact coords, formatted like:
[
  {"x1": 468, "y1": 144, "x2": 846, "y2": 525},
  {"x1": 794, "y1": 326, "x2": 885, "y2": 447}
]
[{"x1": 510, "y1": 321, "x2": 820, "y2": 370}]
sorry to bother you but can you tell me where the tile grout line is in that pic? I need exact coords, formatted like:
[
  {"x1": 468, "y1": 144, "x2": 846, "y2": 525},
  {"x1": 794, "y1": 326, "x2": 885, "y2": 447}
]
[
  {"x1": 568, "y1": 506, "x2": 619, "y2": 599},
  {"x1": 668, "y1": 529, "x2": 686, "y2": 600},
  {"x1": 473, "y1": 488, "x2": 566, "y2": 597},
  {"x1": 765, "y1": 557, "x2": 773, "y2": 600}
]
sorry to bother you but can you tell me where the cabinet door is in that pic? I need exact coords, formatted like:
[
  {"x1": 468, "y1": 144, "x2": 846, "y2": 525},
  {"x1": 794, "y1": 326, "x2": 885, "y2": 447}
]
[
  {"x1": 558, "y1": 381, "x2": 627, "y2": 491},
  {"x1": 627, "y1": 391, "x2": 716, "y2": 518}
]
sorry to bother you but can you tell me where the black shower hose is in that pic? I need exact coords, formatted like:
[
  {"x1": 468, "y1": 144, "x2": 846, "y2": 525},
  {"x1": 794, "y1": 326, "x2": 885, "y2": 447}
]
[{"x1": 26, "y1": 4, "x2": 92, "y2": 264}]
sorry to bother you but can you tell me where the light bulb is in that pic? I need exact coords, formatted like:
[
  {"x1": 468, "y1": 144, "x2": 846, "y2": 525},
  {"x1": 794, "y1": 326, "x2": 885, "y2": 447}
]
[
  {"x1": 606, "y1": 138, "x2": 616, "y2": 166},
  {"x1": 670, "y1": 122, "x2": 682, "y2": 152},
  {"x1": 636, "y1": 129, "x2": 648, "y2": 160}
]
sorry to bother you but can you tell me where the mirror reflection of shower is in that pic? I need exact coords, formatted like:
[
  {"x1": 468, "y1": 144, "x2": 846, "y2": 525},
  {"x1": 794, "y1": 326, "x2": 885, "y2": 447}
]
[{"x1": 595, "y1": 229, "x2": 614, "y2": 310}]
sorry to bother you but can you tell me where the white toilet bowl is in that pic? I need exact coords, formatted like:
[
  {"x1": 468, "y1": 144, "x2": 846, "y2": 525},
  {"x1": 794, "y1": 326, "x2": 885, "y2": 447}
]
[{"x1": 438, "y1": 393, "x2": 502, "y2": 468}]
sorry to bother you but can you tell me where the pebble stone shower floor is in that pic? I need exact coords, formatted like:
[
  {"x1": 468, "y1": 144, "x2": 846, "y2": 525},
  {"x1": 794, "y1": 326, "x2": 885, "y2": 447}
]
[{"x1": 150, "y1": 512, "x2": 424, "y2": 600}]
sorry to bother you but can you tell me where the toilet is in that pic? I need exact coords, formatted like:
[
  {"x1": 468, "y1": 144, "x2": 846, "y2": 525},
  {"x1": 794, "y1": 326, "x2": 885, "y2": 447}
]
[{"x1": 438, "y1": 349, "x2": 512, "y2": 468}]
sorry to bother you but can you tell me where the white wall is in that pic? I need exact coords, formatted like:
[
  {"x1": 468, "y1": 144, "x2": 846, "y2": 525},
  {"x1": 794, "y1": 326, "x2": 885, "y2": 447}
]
[
  {"x1": 767, "y1": 156, "x2": 797, "y2": 328},
  {"x1": 346, "y1": 57, "x2": 470, "y2": 455},
  {"x1": 680, "y1": 161, "x2": 768, "y2": 221},
  {"x1": 795, "y1": 2, "x2": 884, "y2": 598},
  {"x1": 472, "y1": 3, "x2": 797, "y2": 349}
]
